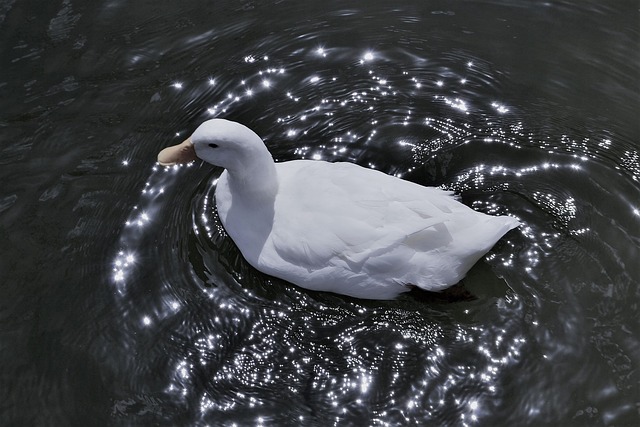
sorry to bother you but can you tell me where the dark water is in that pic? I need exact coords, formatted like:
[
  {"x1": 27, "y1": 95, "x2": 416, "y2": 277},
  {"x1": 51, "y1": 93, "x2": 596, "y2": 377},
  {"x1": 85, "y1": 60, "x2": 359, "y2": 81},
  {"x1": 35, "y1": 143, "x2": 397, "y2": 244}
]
[{"x1": 1, "y1": 0, "x2": 639, "y2": 425}]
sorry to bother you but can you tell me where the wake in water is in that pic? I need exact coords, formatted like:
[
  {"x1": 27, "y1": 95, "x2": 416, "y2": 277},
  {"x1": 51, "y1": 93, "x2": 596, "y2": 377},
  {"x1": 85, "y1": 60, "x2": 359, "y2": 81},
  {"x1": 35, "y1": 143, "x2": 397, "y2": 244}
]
[{"x1": 110, "y1": 45, "x2": 639, "y2": 425}]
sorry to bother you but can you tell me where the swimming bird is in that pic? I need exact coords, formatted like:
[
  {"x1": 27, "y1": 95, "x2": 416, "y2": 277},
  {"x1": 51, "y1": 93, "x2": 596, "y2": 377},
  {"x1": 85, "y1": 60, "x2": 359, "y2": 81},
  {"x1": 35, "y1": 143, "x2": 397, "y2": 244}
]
[{"x1": 158, "y1": 119, "x2": 519, "y2": 299}]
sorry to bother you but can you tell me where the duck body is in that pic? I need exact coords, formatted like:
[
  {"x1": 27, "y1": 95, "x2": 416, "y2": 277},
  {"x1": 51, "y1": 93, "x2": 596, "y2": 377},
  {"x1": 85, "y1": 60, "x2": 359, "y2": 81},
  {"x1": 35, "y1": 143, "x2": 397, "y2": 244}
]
[{"x1": 159, "y1": 119, "x2": 520, "y2": 300}]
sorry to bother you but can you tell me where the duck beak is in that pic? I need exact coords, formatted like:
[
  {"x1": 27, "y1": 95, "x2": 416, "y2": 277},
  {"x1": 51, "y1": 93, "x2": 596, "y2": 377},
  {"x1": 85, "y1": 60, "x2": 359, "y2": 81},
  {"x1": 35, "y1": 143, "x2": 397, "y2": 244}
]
[{"x1": 157, "y1": 137, "x2": 197, "y2": 166}]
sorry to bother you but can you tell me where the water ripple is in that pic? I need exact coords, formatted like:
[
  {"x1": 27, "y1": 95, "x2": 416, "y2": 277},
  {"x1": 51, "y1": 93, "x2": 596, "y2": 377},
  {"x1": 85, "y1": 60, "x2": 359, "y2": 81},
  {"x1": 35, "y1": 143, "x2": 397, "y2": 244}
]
[{"x1": 106, "y1": 30, "x2": 639, "y2": 427}]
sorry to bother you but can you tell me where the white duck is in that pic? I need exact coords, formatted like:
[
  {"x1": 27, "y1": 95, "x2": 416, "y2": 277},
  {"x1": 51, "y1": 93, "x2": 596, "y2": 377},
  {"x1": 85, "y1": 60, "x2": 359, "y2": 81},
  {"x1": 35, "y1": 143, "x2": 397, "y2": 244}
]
[{"x1": 158, "y1": 119, "x2": 519, "y2": 300}]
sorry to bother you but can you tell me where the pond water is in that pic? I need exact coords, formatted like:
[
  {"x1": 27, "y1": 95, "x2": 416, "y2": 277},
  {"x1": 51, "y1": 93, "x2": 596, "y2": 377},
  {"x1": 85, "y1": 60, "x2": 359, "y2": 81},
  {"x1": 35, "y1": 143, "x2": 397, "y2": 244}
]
[{"x1": 1, "y1": 0, "x2": 638, "y2": 425}]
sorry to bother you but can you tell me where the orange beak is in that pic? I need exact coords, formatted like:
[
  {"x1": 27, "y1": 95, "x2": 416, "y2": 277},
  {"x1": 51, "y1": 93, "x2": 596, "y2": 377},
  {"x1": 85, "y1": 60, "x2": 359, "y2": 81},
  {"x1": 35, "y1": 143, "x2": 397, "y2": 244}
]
[{"x1": 157, "y1": 138, "x2": 197, "y2": 166}]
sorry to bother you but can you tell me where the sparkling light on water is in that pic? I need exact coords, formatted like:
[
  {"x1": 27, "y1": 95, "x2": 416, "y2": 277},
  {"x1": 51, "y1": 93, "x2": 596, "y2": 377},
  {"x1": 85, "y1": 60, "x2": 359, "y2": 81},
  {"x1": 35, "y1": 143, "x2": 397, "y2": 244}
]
[
  {"x1": 108, "y1": 44, "x2": 636, "y2": 425},
  {"x1": 362, "y1": 51, "x2": 374, "y2": 62}
]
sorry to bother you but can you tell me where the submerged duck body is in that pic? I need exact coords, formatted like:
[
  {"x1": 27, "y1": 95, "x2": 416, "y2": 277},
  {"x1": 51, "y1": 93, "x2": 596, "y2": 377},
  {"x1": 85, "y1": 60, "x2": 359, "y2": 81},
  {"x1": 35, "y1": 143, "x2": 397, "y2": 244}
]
[{"x1": 158, "y1": 119, "x2": 519, "y2": 300}]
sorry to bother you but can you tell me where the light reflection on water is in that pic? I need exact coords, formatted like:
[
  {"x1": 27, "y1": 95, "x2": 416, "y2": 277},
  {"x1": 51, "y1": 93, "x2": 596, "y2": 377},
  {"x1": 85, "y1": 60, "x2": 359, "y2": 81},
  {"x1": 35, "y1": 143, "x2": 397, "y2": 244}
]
[
  {"x1": 1, "y1": 0, "x2": 638, "y2": 424},
  {"x1": 108, "y1": 43, "x2": 639, "y2": 425}
]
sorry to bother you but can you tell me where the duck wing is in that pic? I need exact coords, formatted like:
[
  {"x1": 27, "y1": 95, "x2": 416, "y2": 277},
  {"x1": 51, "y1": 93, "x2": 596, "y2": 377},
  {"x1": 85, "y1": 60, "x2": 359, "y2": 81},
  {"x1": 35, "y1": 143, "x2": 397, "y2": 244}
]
[{"x1": 268, "y1": 161, "x2": 469, "y2": 274}]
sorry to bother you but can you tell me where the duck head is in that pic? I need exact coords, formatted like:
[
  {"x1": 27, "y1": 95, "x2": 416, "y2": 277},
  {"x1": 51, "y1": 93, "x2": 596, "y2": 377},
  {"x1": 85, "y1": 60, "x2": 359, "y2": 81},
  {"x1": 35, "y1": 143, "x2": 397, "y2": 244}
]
[{"x1": 157, "y1": 119, "x2": 271, "y2": 172}]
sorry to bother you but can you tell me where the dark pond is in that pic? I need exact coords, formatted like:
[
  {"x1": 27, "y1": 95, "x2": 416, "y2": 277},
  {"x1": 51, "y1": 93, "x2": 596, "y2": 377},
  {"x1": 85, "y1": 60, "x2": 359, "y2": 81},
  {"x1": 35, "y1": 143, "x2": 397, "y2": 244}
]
[{"x1": 1, "y1": 0, "x2": 638, "y2": 425}]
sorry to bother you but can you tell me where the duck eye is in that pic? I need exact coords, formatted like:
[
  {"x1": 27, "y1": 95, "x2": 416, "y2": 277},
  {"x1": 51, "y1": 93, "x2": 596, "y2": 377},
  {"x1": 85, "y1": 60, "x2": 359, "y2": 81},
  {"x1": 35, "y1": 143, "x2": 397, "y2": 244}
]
[{"x1": 208, "y1": 143, "x2": 219, "y2": 148}]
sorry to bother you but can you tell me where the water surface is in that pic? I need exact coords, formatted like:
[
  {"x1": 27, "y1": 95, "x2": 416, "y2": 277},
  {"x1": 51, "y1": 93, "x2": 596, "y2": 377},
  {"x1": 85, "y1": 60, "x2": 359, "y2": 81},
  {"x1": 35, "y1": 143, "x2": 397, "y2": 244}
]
[{"x1": 1, "y1": 1, "x2": 638, "y2": 425}]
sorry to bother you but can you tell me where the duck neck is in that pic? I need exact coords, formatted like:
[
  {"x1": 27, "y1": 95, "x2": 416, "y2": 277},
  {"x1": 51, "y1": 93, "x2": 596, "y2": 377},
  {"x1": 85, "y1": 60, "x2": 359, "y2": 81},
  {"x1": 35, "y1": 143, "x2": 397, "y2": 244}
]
[{"x1": 226, "y1": 152, "x2": 278, "y2": 205}]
